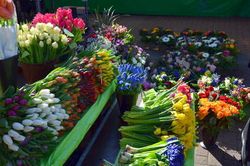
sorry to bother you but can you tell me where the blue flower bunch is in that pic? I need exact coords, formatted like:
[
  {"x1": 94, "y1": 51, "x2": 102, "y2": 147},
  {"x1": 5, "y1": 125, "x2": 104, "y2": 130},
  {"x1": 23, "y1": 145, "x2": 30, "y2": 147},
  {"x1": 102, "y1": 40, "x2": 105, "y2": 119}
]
[
  {"x1": 117, "y1": 64, "x2": 147, "y2": 94},
  {"x1": 164, "y1": 137, "x2": 185, "y2": 166}
]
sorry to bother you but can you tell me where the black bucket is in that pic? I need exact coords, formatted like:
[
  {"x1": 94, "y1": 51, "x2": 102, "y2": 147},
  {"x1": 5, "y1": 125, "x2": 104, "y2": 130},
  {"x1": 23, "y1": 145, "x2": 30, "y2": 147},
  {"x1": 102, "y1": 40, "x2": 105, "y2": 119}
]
[{"x1": 0, "y1": 55, "x2": 18, "y2": 96}]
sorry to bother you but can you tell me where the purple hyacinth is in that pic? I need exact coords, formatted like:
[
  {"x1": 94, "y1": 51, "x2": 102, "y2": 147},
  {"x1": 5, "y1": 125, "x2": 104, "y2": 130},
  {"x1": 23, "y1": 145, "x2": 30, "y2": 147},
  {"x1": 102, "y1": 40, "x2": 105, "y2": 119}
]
[
  {"x1": 13, "y1": 95, "x2": 21, "y2": 102},
  {"x1": 5, "y1": 98, "x2": 13, "y2": 105},
  {"x1": 223, "y1": 50, "x2": 230, "y2": 57},
  {"x1": 19, "y1": 99, "x2": 28, "y2": 106},
  {"x1": 7, "y1": 110, "x2": 17, "y2": 116},
  {"x1": 12, "y1": 105, "x2": 20, "y2": 111},
  {"x1": 35, "y1": 127, "x2": 44, "y2": 133}
]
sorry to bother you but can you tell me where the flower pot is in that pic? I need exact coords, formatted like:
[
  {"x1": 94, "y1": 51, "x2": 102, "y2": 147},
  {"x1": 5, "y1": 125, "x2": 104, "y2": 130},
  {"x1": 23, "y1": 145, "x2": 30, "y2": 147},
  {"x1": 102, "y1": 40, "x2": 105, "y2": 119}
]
[
  {"x1": 117, "y1": 93, "x2": 138, "y2": 114},
  {"x1": 20, "y1": 62, "x2": 54, "y2": 84},
  {"x1": 0, "y1": 55, "x2": 18, "y2": 96},
  {"x1": 200, "y1": 126, "x2": 219, "y2": 149}
]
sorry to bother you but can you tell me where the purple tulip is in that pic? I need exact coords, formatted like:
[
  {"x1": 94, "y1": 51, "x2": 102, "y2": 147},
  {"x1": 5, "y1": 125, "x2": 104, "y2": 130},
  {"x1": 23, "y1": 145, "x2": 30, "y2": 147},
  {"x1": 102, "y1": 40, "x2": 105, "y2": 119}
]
[
  {"x1": 5, "y1": 98, "x2": 13, "y2": 105},
  {"x1": 21, "y1": 138, "x2": 29, "y2": 146},
  {"x1": 17, "y1": 160, "x2": 23, "y2": 166},
  {"x1": 7, "y1": 110, "x2": 17, "y2": 116},
  {"x1": 19, "y1": 99, "x2": 28, "y2": 106},
  {"x1": 35, "y1": 127, "x2": 44, "y2": 133},
  {"x1": 143, "y1": 81, "x2": 151, "y2": 90},
  {"x1": 13, "y1": 96, "x2": 21, "y2": 102},
  {"x1": 12, "y1": 105, "x2": 20, "y2": 111},
  {"x1": 223, "y1": 50, "x2": 230, "y2": 57}
]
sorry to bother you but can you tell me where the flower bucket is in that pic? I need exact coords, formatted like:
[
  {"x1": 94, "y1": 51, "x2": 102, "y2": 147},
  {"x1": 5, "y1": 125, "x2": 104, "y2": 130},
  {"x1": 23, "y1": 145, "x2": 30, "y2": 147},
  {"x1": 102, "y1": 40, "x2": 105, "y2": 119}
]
[
  {"x1": 200, "y1": 126, "x2": 219, "y2": 149},
  {"x1": 20, "y1": 62, "x2": 54, "y2": 84},
  {"x1": 0, "y1": 55, "x2": 18, "y2": 96},
  {"x1": 117, "y1": 93, "x2": 138, "y2": 114}
]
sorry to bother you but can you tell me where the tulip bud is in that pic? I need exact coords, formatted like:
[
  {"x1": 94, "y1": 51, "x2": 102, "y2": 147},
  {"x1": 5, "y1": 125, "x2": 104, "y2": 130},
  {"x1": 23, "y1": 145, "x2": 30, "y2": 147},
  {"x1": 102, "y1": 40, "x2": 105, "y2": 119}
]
[
  {"x1": 52, "y1": 98, "x2": 60, "y2": 103},
  {"x1": 12, "y1": 123, "x2": 24, "y2": 131},
  {"x1": 39, "y1": 89, "x2": 50, "y2": 96},
  {"x1": 33, "y1": 98, "x2": 43, "y2": 104},
  {"x1": 39, "y1": 41, "x2": 44, "y2": 48},
  {"x1": 49, "y1": 120, "x2": 61, "y2": 126},
  {"x1": 8, "y1": 144, "x2": 19, "y2": 151},
  {"x1": 8, "y1": 130, "x2": 20, "y2": 138},
  {"x1": 38, "y1": 103, "x2": 49, "y2": 109},
  {"x1": 13, "y1": 135, "x2": 25, "y2": 142},
  {"x1": 46, "y1": 38, "x2": 52, "y2": 45},
  {"x1": 24, "y1": 126, "x2": 34, "y2": 133},
  {"x1": 3, "y1": 135, "x2": 14, "y2": 146},
  {"x1": 33, "y1": 119, "x2": 46, "y2": 126},
  {"x1": 27, "y1": 113, "x2": 39, "y2": 120},
  {"x1": 52, "y1": 42, "x2": 58, "y2": 49},
  {"x1": 22, "y1": 119, "x2": 33, "y2": 126}
]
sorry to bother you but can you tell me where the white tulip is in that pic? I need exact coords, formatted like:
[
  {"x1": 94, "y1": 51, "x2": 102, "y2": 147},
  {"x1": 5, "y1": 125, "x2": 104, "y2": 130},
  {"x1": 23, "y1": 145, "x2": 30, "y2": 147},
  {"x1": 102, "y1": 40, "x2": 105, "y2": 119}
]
[
  {"x1": 19, "y1": 42, "x2": 25, "y2": 47},
  {"x1": 39, "y1": 41, "x2": 44, "y2": 48},
  {"x1": 12, "y1": 123, "x2": 24, "y2": 131},
  {"x1": 55, "y1": 126, "x2": 64, "y2": 131},
  {"x1": 30, "y1": 27, "x2": 36, "y2": 35},
  {"x1": 132, "y1": 58, "x2": 137, "y2": 64},
  {"x1": 50, "y1": 106, "x2": 56, "y2": 112},
  {"x1": 64, "y1": 114, "x2": 69, "y2": 119},
  {"x1": 42, "y1": 108, "x2": 51, "y2": 115},
  {"x1": 24, "y1": 40, "x2": 31, "y2": 47},
  {"x1": 55, "y1": 113, "x2": 65, "y2": 120},
  {"x1": 27, "y1": 113, "x2": 39, "y2": 120},
  {"x1": 13, "y1": 135, "x2": 25, "y2": 142},
  {"x1": 52, "y1": 42, "x2": 58, "y2": 49},
  {"x1": 38, "y1": 103, "x2": 49, "y2": 109},
  {"x1": 22, "y1": 119, "x2": 33, "y2": 126},
  {"x1": 21, "y1": 24, "x2": 29, "y2": 32},
  {"x1": 49, "y1": 94, "x2": 55, "y2": 98},
  {"x1": 54, "y1": 104, "x2": 62, "y2": 109},
  {"x1": 32, "y1": 119, "x2": 44, "y2": 126},
  {"x1": 52, "y1": 98, "x2": 60, "y2": 103},
  {"x1": 46, "y1": 38, "x2": 52, "y2": 45},
  {"x1": 61, "y1": 35, "x2": 68, "y2": 44},
  {"x1": 27, "y1": 108, "x2": 42, "y2": 114},
  {"x1": 45, "y1": 99, "x2": 54, "y2": 104},
  {"x1": 47, "y1": 114, "x2": 57, "y2": 121},
  {"x1": 39, "y1": 89, "x2": 50, "y2": 95},
  {"x1": 8, "y1": 130, "x2": 20, "y2": 138},
  {"x1": 8, "y1": 144, "x2": 19, "y2": 151},
  {"x1": 49, "y1": 120, "x2": 61, "y2": 126},
  {"x1": 53, "y1": 26, "x2": 61, "y2": 34},
  {"x1": 24, "y1": 126, "x2": 34, "y2": 132},
  {"x1": 59, "y1": 109, "x2": 66, "y2": 114},
  {"x1": 33, "y1": 98, "x2": 43, "y2": 104},
  {"x1": 40, "y1": 112, "x2": 47, "y2": 118},
  {"x1": 3, "y1": 135, "x2": 13, "y2": 146}
]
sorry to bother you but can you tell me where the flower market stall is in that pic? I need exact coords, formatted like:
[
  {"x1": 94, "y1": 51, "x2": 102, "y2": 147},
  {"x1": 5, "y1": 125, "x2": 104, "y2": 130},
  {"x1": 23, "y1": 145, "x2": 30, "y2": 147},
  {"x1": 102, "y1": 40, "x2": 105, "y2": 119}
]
[{"x1": 1, "y1": 5, "x2": 250, "y2": 166}]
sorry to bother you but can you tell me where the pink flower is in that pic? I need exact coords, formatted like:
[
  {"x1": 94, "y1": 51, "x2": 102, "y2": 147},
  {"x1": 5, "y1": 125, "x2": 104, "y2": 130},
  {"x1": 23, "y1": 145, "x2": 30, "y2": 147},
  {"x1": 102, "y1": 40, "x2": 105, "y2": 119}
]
[
  {"x1": 223, "y1": 50, "x2": 231, "y2": 57},
  {"x1": 73, "y1": 18, "x2": 85, "y2": 30}
]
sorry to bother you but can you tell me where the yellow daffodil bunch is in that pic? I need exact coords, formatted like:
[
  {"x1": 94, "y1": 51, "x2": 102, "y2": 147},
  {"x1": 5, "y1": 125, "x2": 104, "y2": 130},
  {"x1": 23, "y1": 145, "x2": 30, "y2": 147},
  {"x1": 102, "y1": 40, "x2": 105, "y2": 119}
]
[
  {"x1": 94, "y1": 49, "x2": 116, "y2": 87},
  {"x1": 171, "y1": 93, "x2": 196, "y2": 154},
  {"x1": 17, "y1": 23, "x2": 70, "y2": 64}
]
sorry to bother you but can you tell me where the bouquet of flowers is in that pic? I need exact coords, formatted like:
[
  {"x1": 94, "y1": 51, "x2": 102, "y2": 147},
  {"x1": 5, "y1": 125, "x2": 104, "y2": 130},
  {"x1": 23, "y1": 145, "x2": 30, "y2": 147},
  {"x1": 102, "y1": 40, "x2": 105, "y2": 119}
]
[
  {"x1": 195, "y1": 72, "x2": 249, "y2": 147},
  {"x1": 17, "y1": 23, "x2": 70, "y2": 64},
  {"x1": 32, "y1": 8, "x2": 86, "y2": 43},
  {"x1": 117, "y1": 64, "x2": 147, "y2": 95}
]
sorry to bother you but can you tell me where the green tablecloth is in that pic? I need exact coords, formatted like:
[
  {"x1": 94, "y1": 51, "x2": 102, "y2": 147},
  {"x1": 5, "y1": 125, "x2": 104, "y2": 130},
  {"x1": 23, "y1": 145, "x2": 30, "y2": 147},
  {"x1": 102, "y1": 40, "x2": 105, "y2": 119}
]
[
  {"x1": 40, "y1": 80, "x2": 116, "y2": 166},
  {"x1": 45, "y1": 0, "x2": 250, "y2": 17}
]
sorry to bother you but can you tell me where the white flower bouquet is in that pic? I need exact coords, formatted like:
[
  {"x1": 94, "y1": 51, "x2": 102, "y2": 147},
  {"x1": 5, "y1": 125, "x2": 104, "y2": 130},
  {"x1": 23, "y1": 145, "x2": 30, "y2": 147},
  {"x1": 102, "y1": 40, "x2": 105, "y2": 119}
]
[{"x1": 17, "y1": 23, "x2": 70, "y2": 64}]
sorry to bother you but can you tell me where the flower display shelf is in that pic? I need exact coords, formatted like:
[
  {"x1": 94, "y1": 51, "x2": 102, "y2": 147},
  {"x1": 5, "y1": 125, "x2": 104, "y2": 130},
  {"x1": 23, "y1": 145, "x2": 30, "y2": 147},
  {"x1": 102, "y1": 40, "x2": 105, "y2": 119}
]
[{"x1": 40, "y1": 81, "x2": 116, "y2": 166}]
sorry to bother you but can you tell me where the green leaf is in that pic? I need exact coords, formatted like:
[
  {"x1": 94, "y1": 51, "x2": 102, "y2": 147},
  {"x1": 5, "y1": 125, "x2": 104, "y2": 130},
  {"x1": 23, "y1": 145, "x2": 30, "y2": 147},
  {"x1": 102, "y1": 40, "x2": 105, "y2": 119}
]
[
  {"x1": 21, "y1": 50, "x2": 30, "y2": 58},
  {"x1": 63, "y1": 29, "x2": 74, "y2": 37},
  {"x1": 4, "y1": 86, "x2": 16, "y2": 97},
  {"x1": 69, "y1": 42, "x2": 77, "y2": 49},
  {"x1": 0, "y1": 118, "x2": 9, "y2": 128}
]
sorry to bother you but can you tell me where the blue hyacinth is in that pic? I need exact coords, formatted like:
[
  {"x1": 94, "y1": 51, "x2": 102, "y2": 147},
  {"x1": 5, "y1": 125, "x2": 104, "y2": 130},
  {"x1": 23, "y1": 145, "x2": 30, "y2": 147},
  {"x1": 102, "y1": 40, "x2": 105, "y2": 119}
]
[
  {"x1": 163, "y1": 137, "x2": 185, "y2": 166},
  {"x1": 117, "y1": 64, "x2": 147, "y2": 94}
]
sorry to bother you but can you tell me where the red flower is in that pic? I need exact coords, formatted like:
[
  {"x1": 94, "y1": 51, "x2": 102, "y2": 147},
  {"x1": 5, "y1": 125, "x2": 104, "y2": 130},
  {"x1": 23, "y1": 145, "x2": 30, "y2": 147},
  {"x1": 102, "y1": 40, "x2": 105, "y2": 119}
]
[{"x1": 73, "y1": 18, "x2": 85, "y2": 30}]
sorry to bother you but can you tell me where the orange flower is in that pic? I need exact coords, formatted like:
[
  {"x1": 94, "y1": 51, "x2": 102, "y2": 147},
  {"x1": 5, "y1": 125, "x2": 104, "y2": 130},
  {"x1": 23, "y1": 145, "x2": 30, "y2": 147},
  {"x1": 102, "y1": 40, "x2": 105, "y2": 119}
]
[{"x1": 198, "y1": 98, "x2": 239, "y2": 120}]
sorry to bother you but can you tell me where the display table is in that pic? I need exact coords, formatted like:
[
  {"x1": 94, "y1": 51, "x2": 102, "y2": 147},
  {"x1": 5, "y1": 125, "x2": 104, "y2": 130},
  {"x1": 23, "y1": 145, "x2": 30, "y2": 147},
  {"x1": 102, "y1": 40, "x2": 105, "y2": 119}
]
[{"x1": 40, "y1": 81, "x2": 116, "y2": 166}]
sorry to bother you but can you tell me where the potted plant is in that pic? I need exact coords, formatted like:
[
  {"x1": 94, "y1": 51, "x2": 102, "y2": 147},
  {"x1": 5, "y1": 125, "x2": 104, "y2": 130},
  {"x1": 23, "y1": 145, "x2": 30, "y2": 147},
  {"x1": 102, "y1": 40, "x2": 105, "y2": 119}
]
[
  {"x1": 196, "y1": 73, "x2": 247, "y2": 149},
  {"x1": 17, "y1": 23, "x2": 71, "y2": 83},
  {"x1": 116, "y1": 64, "x2": 147, "y2": 113}
]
